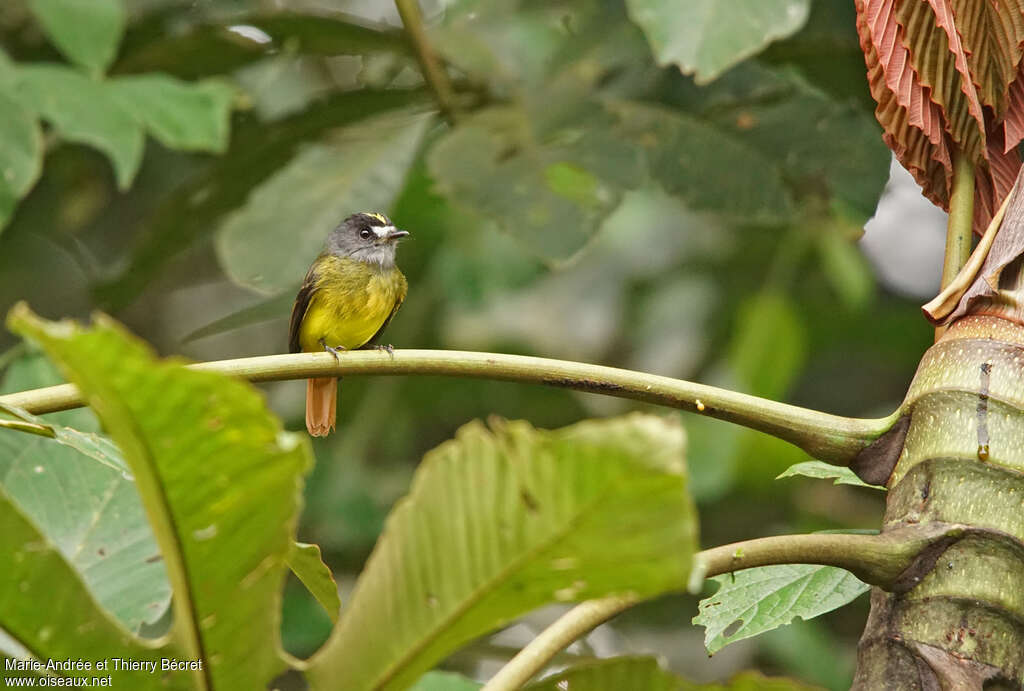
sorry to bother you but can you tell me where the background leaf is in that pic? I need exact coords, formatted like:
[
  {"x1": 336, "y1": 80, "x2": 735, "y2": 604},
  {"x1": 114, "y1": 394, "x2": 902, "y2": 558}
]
[
  {"x1": 0, "y1": 88, "x2": 43, "y2": 231},
  {"x1": 693, "y1": 565, "x2": 869, "y2": 654},
  {"x1": 306, "y1": 414, "x2": 697, "y2": 691},
  {"x1": 109, "y1": 75, "x2": 236, "y2": 152},
  {"x1": 27, "y1": 0, "x2": 125, "y2": 75},
  {"x1": 10, "y1": 306, "x2": 312, "y2": 689},
  {"x1": 626, "y1": 0, "x2": 811, "y2": 84},
  {"x1": 411, "y1": 671, "x2": 482, "y2": 691},
  {"x1": 287, "y1": 541, "x2": 340, "y2": 624},
  {"x1": 15, "y1": 65, "x2": 143, "y2": 189},
  {"x1": 215, "y1": 109, "x2": 432, "y2": 294}
]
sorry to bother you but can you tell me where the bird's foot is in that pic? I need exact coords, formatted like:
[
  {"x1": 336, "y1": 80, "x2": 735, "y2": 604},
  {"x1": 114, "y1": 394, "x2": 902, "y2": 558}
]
[
  {"x1": 320, "y1": 339, "x2": 347, "y2": 361},
  {"x1": 374, "y1": 343, "x2": 395, "y2": 357}
]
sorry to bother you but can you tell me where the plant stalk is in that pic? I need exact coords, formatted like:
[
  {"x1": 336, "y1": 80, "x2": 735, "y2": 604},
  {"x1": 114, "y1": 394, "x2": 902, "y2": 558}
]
[
  {"x1": 935, "y1": 152, "x2": 975, "y2": 339},
  {"x1": 394, "y1": 0, "x2": 458, "y2": 122},
  {"x1": 0, "y1": 349, "x2": 897, "y2": 466},
  {"x1": 482, "y1": 525, "x2": 969, "y2": 691}
]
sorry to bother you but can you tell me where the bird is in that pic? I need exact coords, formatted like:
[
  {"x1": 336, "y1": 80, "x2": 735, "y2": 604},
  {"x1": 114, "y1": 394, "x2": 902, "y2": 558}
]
[{"x1": 289, "y1": 212, "x2": 409, "y2": 436}]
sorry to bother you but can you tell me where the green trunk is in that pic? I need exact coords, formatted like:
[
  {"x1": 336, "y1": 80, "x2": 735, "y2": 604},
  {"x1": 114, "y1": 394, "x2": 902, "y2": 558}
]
[{"x1": 853, "y1": 316, "x2": 1024, "y2": 689}]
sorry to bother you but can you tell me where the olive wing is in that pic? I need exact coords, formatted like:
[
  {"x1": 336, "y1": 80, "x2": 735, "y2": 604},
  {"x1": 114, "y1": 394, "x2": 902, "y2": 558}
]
[{"x1": 288, "y1": 264, "x2": 319, "y2": 353}]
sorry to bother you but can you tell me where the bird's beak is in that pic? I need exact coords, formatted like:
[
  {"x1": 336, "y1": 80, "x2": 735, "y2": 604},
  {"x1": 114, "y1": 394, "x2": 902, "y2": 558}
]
[{"x1": 386, "y1": 229, "x2": 410, "y2": 240}]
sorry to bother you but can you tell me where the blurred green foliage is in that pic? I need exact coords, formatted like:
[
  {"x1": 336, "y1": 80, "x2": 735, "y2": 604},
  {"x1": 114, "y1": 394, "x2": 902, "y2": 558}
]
[{"x1": 0, "y1": 0, "x2": 935, "y2": 687}]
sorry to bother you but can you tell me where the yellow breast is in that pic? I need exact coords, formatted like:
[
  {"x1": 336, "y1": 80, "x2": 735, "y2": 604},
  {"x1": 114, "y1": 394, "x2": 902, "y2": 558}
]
[{"x1": 298, "y1": 255, "x2": 407, "y2": 353}]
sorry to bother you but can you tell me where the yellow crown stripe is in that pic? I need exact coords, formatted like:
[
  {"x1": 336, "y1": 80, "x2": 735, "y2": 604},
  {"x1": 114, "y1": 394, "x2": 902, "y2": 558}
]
[{"x1": 364, "y1": 212, "x2": 390, "y2": 225}]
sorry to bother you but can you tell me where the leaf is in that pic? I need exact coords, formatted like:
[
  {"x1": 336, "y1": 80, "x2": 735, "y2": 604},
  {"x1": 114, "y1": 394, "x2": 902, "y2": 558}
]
[
  {"x1": 694, "y1": 564, "x2": 869, "y2": 654},
  {"x1": 215, "y1": 109, "x2": 432, "y2": 294},
  {"x1": 305, "y1": 414, "x2": 698, "y2": 691},
  {"x1": 0, "y1": 355, "x2": 170, "y2": 630},
  {"x1": 625, "y1": 0, "x2": 811, "y2": 84},
  {"x1": 609, "y1": 101, "x2": 792, "y2": 223},
  {"x1": 729, "y1": 293, "x2": 806, "y2": 400},
  {"x1": 116, "y1": 12, "x2": 410, "y2": 80},
  {"x1": 109, "y1": 74, "x2": 236, "y2": 152},
  {"x1": 776, "y1": 461, "x2": 885, "y2": 490},
  {"x1": 0, "y1": 487, "x2": 181, "y2": 688},
  {"x1": 522, "y1": 658, "x2": 822, "y2": 690},
  {"x1": 817, "y1": 226, "x2": 874, "y2": 311},
  {"x1": 15, "y1": 64, "x2": 143, "y2": 190},
  {"x1": 429, "y1": 105, "x2": 643, "y2": 261},
  {"x1": 287, "y1": 541, "x2": 341, "y2": 624},
  {"x1": 411, "y1": 671, "x2": 482, "y2": 691},
  {"x1": 9, "y1": 304, "x2": 312, "y2": 689},
  {"x1": 180, "y1": 289, "x2": 298, "y2": 343},
  {"x1": 28, "y1": 0, "x2": 125, "y2": 75},
  {"x1": 0, "y1": 86, "x2": 43, "y2": 232}
]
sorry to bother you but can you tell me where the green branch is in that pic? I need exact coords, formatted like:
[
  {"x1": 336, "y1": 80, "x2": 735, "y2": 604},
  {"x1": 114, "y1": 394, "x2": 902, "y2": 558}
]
[
  {"x1": 482, "y1": 524, "x2": 969, "y2": 691},
  {"x1": 394, "y1": 0, "x2": 458, "y2": 122},
  {"x1": 0, "y1": 349, "x2": 897, "y2": 465}
]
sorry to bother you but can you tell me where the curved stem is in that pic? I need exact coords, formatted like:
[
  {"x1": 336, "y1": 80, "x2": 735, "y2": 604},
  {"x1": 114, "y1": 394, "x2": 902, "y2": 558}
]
[
  {"x1": 0, "y1": 349, "x2": 897, "y2": 465},
  {"x1": 394, "y1": 0, "x2": 458, "y2": 122},
  {"x1": 482, "y1": 525, "x2": 968, "y2": 691}
]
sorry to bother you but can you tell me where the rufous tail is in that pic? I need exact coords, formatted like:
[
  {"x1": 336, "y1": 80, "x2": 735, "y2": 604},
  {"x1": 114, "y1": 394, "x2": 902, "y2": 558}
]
[{"x1": 305, "y1": 377, "x2": 337, "y2": 437}]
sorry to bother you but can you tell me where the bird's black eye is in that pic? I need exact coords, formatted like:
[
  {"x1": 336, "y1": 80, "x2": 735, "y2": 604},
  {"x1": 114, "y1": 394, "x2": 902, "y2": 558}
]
[{"x1": 359, "y1": 228, "x2": 372, "y2": 240}]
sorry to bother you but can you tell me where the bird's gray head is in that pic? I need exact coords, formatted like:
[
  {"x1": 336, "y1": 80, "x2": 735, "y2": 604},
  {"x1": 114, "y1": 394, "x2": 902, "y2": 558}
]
[{"x1": 326, "y1": 212, "x2": 409, "y2": 268}]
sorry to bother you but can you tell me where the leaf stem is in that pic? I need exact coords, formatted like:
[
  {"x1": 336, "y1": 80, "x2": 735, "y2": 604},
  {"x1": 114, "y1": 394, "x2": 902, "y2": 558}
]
[
  {"x1": 0, "y1": 349, "x2": 897, "y2": 465},
  {"x1": 481, "y1": 524, "x2": 968, "y2": 691},
  {"x1": 935, "y1": 151, "x2": 975, "y2": 339},
  {"x1": 394, "y1": 0, "x2": 458, "y2": 122}
]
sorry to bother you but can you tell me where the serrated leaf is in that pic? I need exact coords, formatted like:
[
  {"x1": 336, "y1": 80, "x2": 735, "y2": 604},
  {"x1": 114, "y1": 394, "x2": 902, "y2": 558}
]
[
  {"x1": 610, "y1": 101, "x2": 792, "y2": 223},
  {"x1": 287, "y1": 541, "x2": 340, "y2": 624},
  {"x1": 0, "y1": 354, "x2": 170, "y2": 630},
  {"x1": 9, "y1": 305, "x2": 312, "y2": 689},
  {"x1": 776, "y1": 461, "x2": 884, "y2": 490},
  {"x1": 694, "y1": 564, "x2": 869, "y2": 654},
  {"x1": 109, "y1": 75, "x2": 236, "y2": 152},
  {"x1": 0, "y1": 86, "x2": 43, "y2": 232},
  {"x1": 625, "y1": 0, "x2": 811, "y2": 84},
  {"x1": 216, "y1": 109, "x2": 431, "y2": 294},
  {"x1": 0, "y1": 487, "x2": 180, "y2": 688},
  {"x1": 411, "y1": 671, "x2": 482, "y2": 691},
  {"x1": 306, "y1": 414, "x2": 697, "y2": 691},
  {"x1": 28, "y1": 0, "x2": 125, "y2": 75},
  {"x1": 15, "y1": 64, "x2": 143, "y2": 189},
  {"x1": 729, "y1": 293, "x2": 806, "y2": 399}
]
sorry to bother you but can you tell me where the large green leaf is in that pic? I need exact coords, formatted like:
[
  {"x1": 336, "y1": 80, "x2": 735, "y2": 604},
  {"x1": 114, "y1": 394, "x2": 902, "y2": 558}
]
[
  {"x1": 15, "y1": 64, "x2": 144, "y2": 190},
  {"x1": 306, "y1": 414, "x2": 697, "y2": 691},
  {"x1": 609, "y1": 101, "x2": 792, "y2": 223},
  {"x1": 0, "y1": 354, "x2": 170, "y2": 630},
  {"x1": 411, "y1": 671, "x2": 481, "y2": 691},
  {"x1": 28, "y1": 0, "x2": 125, "y2": 75},
  {"x1": 9, "y1": 305, "x2": 313, "y2": 689},
  {"x1": 0, "y1": 87, "x2": 43, "y2": 231},
  {"x1": 215, "y1": 109, "x2": 432, "y2": 294},
  {"x1": 522, "y1": 657, "x2": 822, "y2": 690},
  {"x1": 625, "y1": 0, "x2": 811, "y2": 84},
  {"x1": 693, "y1": 564, "x2": 868, "y2": 654},
  {"x1": 0, "y1": 487, "x2": 185, "y2": 688},
  {"x1": 109, "y1": 75, "x2": 236, "y2": 152},
  {"x1": 428, "y1": 106, "x2": 643, "y2": 261}
]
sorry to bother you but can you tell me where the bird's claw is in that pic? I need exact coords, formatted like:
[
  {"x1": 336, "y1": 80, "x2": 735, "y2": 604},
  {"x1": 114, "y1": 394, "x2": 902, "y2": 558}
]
[
  {"x1": 374, "y1": 344, "x2": 395, "y2": 357},
  {"x1": 320, "y1": 339, "x2": 347, "y2": 362}
]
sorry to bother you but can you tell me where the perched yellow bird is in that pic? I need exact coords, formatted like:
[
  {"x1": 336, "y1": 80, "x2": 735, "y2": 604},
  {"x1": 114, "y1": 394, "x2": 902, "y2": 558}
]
[{"x1": 289, "y1": 212, "x2": 409, "y2": 436}]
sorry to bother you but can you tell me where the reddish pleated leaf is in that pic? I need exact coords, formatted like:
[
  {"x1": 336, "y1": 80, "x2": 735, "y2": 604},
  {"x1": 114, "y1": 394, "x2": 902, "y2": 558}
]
[{"x1": 855, "y1": 0, "x2": 1024, "y2": 233}]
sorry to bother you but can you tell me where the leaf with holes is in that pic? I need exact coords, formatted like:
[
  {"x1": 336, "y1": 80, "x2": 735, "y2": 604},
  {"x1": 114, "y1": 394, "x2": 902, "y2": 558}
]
[
  {"x1": 305, "y1": 414, "x2": 697, "y2": 691},
  {"x1": 694, "y1": 564, "x2": 869, "y2": 654}
]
